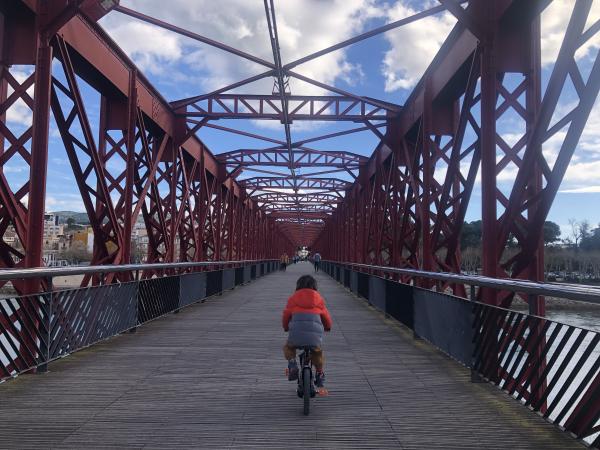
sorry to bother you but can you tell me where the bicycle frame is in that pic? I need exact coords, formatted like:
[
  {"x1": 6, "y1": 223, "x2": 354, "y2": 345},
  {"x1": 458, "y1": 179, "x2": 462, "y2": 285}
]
[{"x1": 297, "y1": 346, "x2": 316, "y2": 415}]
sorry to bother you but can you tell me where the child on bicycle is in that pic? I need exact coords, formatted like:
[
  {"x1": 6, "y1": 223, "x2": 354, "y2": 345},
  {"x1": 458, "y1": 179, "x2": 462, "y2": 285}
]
[{"x1": 282, "y1": 275, "x2": 332, "y2": 388}]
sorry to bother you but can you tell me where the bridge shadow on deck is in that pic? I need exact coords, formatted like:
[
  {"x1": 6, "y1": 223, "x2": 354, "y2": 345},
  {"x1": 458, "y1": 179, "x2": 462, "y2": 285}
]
[{"x1": 0, "y1": 262, "x2": 582, "y2": 449}]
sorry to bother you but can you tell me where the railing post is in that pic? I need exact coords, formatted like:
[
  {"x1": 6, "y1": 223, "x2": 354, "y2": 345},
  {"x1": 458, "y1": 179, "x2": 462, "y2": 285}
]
[
  {"x1": 37, "y1": 276, "x2": 53, "y2": 374},
  {"x1": 174, "y1": 271, "x2": 180, "y2": 314},
  {"x1": 527, "y1": 293, "x2": 546, "y2": 406},
  {"x1": 470, "y1": 369, "x2": 483, "y2": 383},
  {"x1": 470, "y1": 283, "x2": 484, "y2": 383},
  {"x1": 129, "y1": 273, "x2": 138, "y2": 333}
]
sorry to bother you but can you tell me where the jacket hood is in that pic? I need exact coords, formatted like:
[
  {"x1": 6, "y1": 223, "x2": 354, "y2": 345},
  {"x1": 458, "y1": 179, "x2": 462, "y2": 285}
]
[{"x1": 289, "y1": 288, "x2": 323, "y2": 309}]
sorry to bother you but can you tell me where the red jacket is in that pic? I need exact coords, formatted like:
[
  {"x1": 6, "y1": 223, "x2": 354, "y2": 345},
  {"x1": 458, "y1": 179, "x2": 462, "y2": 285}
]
[{"x1": 282, "y1": 288, "x2": 332, "y2": 332}]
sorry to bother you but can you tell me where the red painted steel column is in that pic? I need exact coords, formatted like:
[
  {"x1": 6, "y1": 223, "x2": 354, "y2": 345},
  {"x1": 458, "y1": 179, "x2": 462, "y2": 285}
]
[
  {"x1": 25, "y1": 14, "x2": 53, "y2": 289},
  {"x1": 0, "y1": 64, "x2": 6, "y2": 156},
  {"x1": 479, "y1": 1, "x2": 499, "y2": 305},
  {"x1": 215, "y1": 183, "x2": 222, "y2": 260},
  {"x1": 525, "y1": 12, "x2": 547, "y2": 411},
  {"x1": 421, "y1": 81, "x2": 434, "y2": 276},
  {"x1": 168, "y1": 142, "x2": 177, "y2": 262},
  {"x1": 122, "y1": 70, "x2": 137, "y2": 266},
  {"x1": 526, "y1": 16, "x2": 545, "y2": 316},
  {"x1": 227, "y1": 183, "x2": 235, "y2": 261},
  {"x1": 197, "y1": 150, "x2": 206, "y2": 261}
]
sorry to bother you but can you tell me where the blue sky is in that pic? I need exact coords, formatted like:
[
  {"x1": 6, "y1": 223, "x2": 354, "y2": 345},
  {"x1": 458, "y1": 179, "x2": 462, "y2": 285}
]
[{"x1": 4, "y1": 0, "x2": 600, "y2": 238}]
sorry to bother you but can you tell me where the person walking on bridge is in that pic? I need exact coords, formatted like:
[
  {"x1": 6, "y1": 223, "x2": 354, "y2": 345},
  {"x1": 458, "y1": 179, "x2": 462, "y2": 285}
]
[
  {"x1": 282, "y1": 275, "x2": 332, "y2": 389},
  {"x1": 313, "y1": 252, "x2": 322, "y2": 272},
  {"x1": 280, "y1": 253, "x2": 289, "y2": 271}
]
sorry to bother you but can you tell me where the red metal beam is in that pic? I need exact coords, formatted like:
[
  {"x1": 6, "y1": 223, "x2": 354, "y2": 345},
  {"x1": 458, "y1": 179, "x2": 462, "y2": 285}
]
[
  {"x1": 181, "y1": 94, "x2": 398, "y2": 121},
  {"x1": 218, "y1": 148, "x2": 366, "y2": 169}
]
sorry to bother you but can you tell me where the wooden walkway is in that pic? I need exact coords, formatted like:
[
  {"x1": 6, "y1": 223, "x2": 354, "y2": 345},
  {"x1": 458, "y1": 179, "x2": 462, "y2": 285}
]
[{"x1": 0, "y1": 262, "x2": 583, "y2": 449}]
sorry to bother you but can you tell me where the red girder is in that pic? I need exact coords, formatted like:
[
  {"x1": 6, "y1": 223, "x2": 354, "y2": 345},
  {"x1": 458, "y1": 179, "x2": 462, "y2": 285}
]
[
  {"x1": 254, "y1": 193, "x2": 342, "y2": 204},
  {"x1": 181, "y1": 94, "x2": 399, "y2": 122},
  {"x1": 240, "y1": 177, "x2": 352, "y2": 192},
  {"x1": 218, "y1": 148, "x2": 366, "y2": 170}
]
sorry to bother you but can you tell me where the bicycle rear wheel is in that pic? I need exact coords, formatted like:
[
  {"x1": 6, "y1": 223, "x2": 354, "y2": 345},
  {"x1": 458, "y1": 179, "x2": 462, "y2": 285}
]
[{"x1": 302, "y1": 367, "x2": 311, "y2": 415}]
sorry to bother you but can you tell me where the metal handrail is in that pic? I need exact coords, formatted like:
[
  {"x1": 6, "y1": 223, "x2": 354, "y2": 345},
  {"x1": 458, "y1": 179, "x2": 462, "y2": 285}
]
[
  {"x1": 0, "y1": 259, "x2": 277, "y2": 281},
  {"x1": 329, "y1": 261, "x2": 600, "y2": 305}
]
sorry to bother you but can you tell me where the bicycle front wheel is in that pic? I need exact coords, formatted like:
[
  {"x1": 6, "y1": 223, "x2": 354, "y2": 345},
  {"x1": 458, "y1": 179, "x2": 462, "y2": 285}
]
[{"x1": 302, "y1": 367, "x2": 311, "y2": 416}]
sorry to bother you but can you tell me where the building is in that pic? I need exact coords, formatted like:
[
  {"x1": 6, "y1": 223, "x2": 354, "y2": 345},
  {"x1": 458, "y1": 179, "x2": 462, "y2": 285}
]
[
  {"x1": 3, "y1": 225, "x2": 17, "y2": 246},
  {"x1": 43, "y1": 213, "x2": 65, "y2": 249},
  {"x1": 72, "y1": 226, "x2": 94, "y2": 253}
]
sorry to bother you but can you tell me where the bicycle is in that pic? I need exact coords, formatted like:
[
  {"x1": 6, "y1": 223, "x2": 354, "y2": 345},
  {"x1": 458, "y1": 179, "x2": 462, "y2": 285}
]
[{"x1": 296, "y1": 346, "x2": 316, "y2": 415}]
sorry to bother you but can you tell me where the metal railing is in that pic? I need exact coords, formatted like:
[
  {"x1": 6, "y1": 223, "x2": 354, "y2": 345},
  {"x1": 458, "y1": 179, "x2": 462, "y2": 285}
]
[
  {"x1": 334, "y1": 261, "x2": 600, "y2": 305},
  {"x1": 322, "y1": 261, "x2": 600, "y2": 448},
  {"x1": 0, "y1": 259, "x2": 278, "y2": 382},
  {"x1": 0, "y1": 259, "x2": 273, "y2": 281}
]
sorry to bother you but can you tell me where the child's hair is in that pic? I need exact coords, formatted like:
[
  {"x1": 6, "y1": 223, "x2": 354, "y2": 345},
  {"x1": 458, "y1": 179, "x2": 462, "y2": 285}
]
[{"x1": 296, "y1": 275, "x2": 318, "y2": 291}]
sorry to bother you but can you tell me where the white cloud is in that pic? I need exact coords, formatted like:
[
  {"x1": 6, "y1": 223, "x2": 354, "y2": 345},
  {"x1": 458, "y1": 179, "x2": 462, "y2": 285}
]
[
  {"x1": 101, "y1": 0, "x2": 380, "y2": 96},
  {"x1": 579, "y1": 95, "x2": 600, "y2": 157},
  {"x1": 541, "y1": 1, "x2": 600, "y2": 66},
  {"x1": 6, "y1": 99, "x2": 32, "y2": 127},
  {"x1": 381, "y1": 2, "x2": 456, "y2": 92},
  {"x1": 6, "y1": 67, "x2": 34, "y2": 127},
  {"x1": 543, "y1": 91, "x2": 600, "y2": 191},
  {"x1": 563, "y1": 159, "x2": 600, "y2": 185},
  {"x1": 2, "y1": 165, "x2": 27, "y2": 174},
  {"x1": 10, "y1": 67, "x2": 34, "y2": 92},
  {"x1": 378, "y1": 1, "x2": 600, "y2": 93},
  {"x1": 45, "y1": 195, "x2": 85, "y2": 212},
  {"x1": 104, "y1": 21, "x2": 182, "y2": 75},
  {"x1": 560, "y1": 186, "x2": 600, "y2": 194}
]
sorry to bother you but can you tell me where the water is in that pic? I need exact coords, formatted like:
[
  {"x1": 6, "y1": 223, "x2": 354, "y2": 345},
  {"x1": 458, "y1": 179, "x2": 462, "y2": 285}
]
[{"x1": 546, "y1": 309, "x2": 600, "y2": 333}]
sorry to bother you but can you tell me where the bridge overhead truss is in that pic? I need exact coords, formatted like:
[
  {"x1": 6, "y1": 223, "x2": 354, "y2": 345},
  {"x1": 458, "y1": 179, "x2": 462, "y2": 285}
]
[
  {"x1": 1, "y1": 1, "x2": 599, "y2": 301},
  {"x1": 315, "y1": 0, "x2": 600, "y2": 311},
  {"x1": 0, "y1": 1, "x2": 294, "y2": 292}
]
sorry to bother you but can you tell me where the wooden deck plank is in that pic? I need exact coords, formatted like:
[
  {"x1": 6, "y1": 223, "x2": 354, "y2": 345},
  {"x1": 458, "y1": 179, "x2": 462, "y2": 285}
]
[{"x1": 0, "y1": 262, "x2": 583, "y2": 449}]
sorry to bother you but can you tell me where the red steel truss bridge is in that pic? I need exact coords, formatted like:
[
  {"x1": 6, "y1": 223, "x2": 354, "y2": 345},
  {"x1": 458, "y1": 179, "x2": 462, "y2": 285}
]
[{"x1": 1, "y1": 0, "x2": 600, "y2": 448}]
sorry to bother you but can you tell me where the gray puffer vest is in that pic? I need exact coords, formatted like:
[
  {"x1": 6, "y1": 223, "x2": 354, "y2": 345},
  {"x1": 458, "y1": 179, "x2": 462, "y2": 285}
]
[{"x1": 288, "y1": 312, "x2": 324, "y2": 347}]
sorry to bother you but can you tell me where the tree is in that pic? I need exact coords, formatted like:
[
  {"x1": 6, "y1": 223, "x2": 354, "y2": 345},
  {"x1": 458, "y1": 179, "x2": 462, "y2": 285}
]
[
  {"x1": 461, "y1": 246, "x2": 481, "y2": 273},
  {"x1": 60, "y1": 241, "x2": 92, "y2": 263},
  {"x1": 66, "y1": 217, "x2": 76, "y2": 230},
  {"x1": 567, "y1": 218, "x2": 590, "y2": 249},
  {"x1": 543, "y1": 221, "x2": 561, "y2": 246},
  {"x1": 460, "y1": 220, "x2": 482, "y2": 249},
  {"x1": 581, "y1": 225, "x2": 600, "y2": 251},
  {"x1": 130, "y1": 240, "x2": 147, "y2": 263}
]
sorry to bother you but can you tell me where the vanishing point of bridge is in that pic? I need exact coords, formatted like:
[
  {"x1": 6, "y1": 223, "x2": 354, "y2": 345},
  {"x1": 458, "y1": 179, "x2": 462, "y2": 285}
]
[{"x1": 1, "y1": 0, "x2": 600, "y2": 449}]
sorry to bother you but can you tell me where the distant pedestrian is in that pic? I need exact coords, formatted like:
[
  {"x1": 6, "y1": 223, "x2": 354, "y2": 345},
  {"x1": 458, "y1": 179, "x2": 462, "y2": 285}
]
[
  {"x1": 280, "y1": 253, "x2": 289, "y2": 271},
  {"x1": 313, "y1": 252, "x2": 321, "y2": 272}
]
